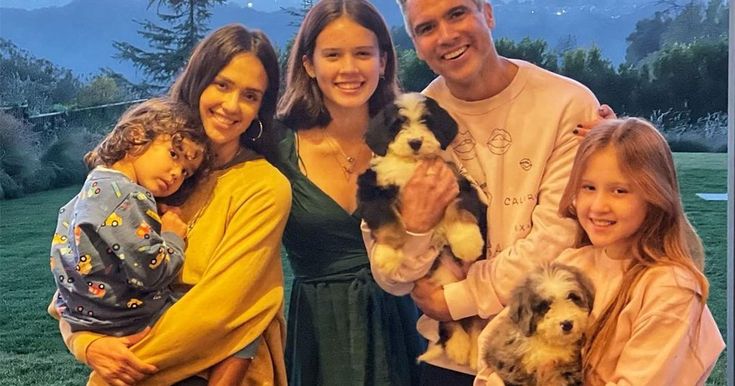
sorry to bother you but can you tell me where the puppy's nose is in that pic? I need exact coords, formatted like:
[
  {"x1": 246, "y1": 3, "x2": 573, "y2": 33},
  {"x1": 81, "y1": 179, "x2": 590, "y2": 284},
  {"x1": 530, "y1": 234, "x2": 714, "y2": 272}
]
[
  {"x1": 408, "y1": 139, "x2": 423, "y2": 151},
  {"x1": 561, "y1": 321, "x2": 574, "y2": 333}
]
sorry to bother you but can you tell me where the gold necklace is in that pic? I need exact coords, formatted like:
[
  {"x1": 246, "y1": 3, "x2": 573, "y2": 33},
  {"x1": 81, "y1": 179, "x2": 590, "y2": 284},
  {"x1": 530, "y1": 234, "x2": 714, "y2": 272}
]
[{"x1": 322, "y1": 131, "x2": 359, "y2": 180}]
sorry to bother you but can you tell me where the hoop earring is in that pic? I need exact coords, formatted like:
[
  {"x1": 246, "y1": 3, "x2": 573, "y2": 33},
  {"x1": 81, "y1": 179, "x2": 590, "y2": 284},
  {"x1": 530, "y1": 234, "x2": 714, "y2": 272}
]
[{"x1": 249, "y1": 118, "x2": 263, "y2": 141}]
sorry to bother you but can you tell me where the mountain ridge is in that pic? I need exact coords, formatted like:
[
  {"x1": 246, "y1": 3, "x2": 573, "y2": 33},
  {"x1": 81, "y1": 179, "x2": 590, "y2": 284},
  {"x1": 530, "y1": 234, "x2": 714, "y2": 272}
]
[{"x1": 0, "y1": 0, "x2": 660, "y2": 81}]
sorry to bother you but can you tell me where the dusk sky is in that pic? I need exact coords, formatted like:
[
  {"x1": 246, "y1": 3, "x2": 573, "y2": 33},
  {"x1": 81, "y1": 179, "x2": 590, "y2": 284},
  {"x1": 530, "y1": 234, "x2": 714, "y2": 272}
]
[{"x1": 0, "y1": 0, "x2": 299, "y2": 12}]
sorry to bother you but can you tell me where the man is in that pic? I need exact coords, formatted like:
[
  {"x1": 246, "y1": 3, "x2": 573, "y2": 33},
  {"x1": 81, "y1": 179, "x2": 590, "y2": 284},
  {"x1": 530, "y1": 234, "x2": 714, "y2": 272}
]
[{"x1": 362, "y1": 0, "x2": 604, "y2": 384}]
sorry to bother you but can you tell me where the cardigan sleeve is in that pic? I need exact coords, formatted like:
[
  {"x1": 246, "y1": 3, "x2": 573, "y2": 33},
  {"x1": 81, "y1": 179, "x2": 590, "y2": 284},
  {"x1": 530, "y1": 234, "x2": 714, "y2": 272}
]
[
  {"x1": 49, "y1": 293, "x2": 105, "y2": 365},
  {"x1": 84, "y1": 167, "x2": 291, "y2": 386}
]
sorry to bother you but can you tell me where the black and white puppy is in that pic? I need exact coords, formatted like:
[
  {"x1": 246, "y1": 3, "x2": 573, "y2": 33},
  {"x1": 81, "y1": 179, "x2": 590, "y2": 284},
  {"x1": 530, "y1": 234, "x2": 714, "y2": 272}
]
[
  {"x1": 358, "y1": 93, "x2": 486, "y2": 274},
  {"x1": 358, "y1": 92, "x2": 488, "y2": 369},
  {"x1": 483, "y1": 263, "x2": 595, "y2": 386}
]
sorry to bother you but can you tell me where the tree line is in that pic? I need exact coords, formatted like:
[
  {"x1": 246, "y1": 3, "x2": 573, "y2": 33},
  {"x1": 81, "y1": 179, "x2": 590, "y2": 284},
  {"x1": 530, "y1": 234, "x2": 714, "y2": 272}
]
[
  {"x1": 399, "y1": 0, "x2": 728, "y2": 120},
  {"x1": 0, "y1": 0, "x2": 728, "y2": 120},
  {"x1": 0, "y1": 0, "x2": 728, "y2": 199}
]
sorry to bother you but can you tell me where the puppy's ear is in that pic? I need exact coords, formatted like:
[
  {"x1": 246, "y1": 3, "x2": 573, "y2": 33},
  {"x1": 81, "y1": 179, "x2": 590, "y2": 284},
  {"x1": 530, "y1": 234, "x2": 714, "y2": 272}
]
[
  {"x1": 365, "y1": 102, "x2": 400, "y2": 156},
  {"x1": 423, "y1": 96, "x2": 458, "y2": 149},
  {"x1": 509, "y1": 281, "x2": 536, "y2": 337}
]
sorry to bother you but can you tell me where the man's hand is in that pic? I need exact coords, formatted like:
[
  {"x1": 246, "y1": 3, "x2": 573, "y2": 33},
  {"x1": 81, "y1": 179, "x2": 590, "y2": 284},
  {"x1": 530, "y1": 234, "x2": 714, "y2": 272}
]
[
  {"x1": 411, "y1": 277, "x2": 452, "y2": 322},
  {"x1": 400, "y1": 158, "x2": 459, "y2": 233},
  {"x1": 86, "y1": 327, "x2": 158, "y2": 386},
  {"x1": 574, "y1": 104, "x2": 617, "y2": 137}
]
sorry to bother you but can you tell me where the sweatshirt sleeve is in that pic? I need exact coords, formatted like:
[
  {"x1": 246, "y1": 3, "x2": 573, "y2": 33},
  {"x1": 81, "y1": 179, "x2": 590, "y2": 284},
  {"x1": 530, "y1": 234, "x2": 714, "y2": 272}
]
[
  {"x1": 596, "y1": 271, "x2": 723, "y2": 386},
  {"x1": 445, "y1": 90, "x2": 599, "y2": 320},
  {"x1": 87, "y1": 172, "x2": 292, "y2": 385},
  {"x1": 361, "y1": 220, "x2": 438, "y2": 296}
]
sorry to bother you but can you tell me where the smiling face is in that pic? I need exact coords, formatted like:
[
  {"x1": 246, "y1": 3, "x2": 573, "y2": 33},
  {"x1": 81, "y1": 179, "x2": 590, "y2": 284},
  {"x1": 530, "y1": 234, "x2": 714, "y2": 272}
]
[
  {"x1": 405, "y1": 0, "x2": 495, "y2": 90},
  {"x1": 303, "y1": 16, "x2": 386, "y2": 114},
  {"x1": 198, "y1": 52, "x2": 268, "y2": 159},
  {"x1": 575, "y1": 146, "x2": 648, "y2": 259},
  {"x1": 126, "y1": 135, "x2": 205, "y2": 198}
]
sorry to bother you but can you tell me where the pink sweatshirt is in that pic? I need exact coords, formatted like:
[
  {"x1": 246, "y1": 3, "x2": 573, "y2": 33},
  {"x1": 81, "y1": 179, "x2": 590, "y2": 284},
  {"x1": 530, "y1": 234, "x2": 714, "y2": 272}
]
[
  {"x1": 474, "y1": 246, "x2": 725, "y2": 386},
  {"x1": 362, "y1": 60, "x2": 599, "y2": 373}
]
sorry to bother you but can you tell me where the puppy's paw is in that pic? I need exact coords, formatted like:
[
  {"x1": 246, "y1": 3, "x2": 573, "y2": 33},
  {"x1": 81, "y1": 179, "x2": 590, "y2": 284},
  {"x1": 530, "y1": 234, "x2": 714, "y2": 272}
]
[
  {"x1": 372, "y1": 244, "x2": 404, "y2": 274},
  {"x1": 446, "y1": 223, "x2": 485, "y2": 262},
  {"x1": 468, "y1": 342, "x2": 478, "y2": 371},
  {"x1": 468, "y1": 326, "x2": 481, "y2": 371},
  {"x1": 444, "y1": 325, "x2": 471, "y2": 367},
  {"x1": 417, "y1": 343, "x2": 444, "y2": 364}
]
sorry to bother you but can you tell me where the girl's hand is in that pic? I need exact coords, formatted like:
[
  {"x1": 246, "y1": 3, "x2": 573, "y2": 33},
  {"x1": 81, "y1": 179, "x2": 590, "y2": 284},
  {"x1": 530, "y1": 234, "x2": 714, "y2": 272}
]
[
  {"x1": 161, "y1": 211, "x2": 188, "y2": 240},
  {"x1": 574, "y1": 104, "x2": 617, "y2": 137},
  {"x1": 86, "y1": 327, "x2": 158, "y2": 386}
]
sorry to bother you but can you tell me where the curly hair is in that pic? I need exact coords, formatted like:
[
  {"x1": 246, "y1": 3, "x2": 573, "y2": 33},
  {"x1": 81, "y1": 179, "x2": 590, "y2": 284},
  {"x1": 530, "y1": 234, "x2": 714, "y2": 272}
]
[{"x1": 84, "y1": 97, "x2": 212, "y2": 202}]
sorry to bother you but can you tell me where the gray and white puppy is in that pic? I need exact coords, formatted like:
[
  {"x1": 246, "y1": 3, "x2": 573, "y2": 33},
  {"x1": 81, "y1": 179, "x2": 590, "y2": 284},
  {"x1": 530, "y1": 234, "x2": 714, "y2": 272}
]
[{"x1": 483, "y1": 263, "x2": 595, "y2": 386}]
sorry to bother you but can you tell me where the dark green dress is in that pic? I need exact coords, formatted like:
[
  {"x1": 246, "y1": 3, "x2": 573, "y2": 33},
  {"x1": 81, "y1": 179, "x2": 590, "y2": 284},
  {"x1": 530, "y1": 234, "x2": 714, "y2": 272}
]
[{"x1": 273, "y1": 128, "x2": 423, "y2": 386}]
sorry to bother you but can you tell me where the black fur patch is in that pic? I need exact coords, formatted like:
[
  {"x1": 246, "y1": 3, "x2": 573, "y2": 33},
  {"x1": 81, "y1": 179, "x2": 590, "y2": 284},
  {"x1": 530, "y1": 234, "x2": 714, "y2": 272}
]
[
  {"x1": 457, "y1": 177, "x2": 488, "y2": 241},
  {"x1": 356, "y1": 169, "x2": 400, "y2": 230},
  {"x1": 422, "y1": 96, "x2": 458, "y2": 149},
  {"x1": 365, "y1": 102, "x2": 402, "y2": 156}
]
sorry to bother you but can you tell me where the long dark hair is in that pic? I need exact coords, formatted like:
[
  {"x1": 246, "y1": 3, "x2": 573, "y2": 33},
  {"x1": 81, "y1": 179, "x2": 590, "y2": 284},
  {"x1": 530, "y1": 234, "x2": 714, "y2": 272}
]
[
  {"x1": 170, "y1": 24, "x2": 280, "y2": 158},
  {"x1": 277, "y1": 0, "x2": 399, "y2": 130}
]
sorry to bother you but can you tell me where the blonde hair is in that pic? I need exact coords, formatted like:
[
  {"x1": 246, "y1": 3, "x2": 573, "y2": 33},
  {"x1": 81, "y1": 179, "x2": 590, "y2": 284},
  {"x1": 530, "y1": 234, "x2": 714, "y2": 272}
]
[{"x1": 558, "y1": 117, "x2": 708, "y2": 373}]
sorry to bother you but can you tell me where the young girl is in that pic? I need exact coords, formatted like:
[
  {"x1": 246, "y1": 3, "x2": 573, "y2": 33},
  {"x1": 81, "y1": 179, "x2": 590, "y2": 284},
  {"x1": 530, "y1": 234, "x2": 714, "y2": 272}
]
[
  {"x1": 50, "y1": 97, "x2": 207, "y2": 337},
  {"x1": 475, "y1": 117, "x2": 724, "y2": 385},
  {"x1": 273, "y1": 1, "x2": 423, "y2": 385}
]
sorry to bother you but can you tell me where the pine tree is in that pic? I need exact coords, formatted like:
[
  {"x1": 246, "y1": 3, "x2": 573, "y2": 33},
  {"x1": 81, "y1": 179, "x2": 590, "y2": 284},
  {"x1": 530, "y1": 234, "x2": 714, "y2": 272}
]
[
  {"x1": 113, "y1": 0, "x2": 225, "y2": 88},
  {"x1": 283, "y1": 0, "x2": 314, "y2": 26}
]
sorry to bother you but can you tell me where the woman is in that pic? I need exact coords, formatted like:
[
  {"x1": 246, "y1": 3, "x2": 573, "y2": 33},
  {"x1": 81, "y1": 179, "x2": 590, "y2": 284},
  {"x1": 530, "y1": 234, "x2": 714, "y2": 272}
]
[
  {"x1": 272, "y1": 1, "x2": 423, "y2": 385},
  {"x1": 55, "y1": 24, "x2": 291, "y2": 386}
]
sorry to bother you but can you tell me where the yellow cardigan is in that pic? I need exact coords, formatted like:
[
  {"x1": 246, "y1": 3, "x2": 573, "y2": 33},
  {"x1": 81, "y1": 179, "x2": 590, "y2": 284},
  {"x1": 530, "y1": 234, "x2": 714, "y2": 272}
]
[{"x1": 62, "y1": 153, "x2": 291, "y2": 386}]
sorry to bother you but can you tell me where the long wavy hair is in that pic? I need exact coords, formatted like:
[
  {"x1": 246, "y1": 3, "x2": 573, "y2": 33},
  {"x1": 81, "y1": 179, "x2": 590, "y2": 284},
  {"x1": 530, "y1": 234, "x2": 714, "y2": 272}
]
[
  {"x1": 169, "y1": 24, "x2": 280, "y2": 159},
  {"x1": 558, "y1": 117, "x2": 708, "y2": 375},
  {"x1": 277, "y1": 0, "x2": 399, "y2": 130}
]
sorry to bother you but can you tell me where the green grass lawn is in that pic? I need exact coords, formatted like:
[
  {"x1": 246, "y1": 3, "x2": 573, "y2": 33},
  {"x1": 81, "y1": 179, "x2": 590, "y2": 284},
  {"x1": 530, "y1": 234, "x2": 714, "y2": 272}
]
[{"x1": 0, "y1": 153, "x2": 728, "y2": 385}]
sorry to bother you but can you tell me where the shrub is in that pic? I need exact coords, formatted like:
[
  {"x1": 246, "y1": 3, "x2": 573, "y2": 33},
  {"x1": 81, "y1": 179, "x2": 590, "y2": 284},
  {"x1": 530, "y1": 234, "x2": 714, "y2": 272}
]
[
  {"x1": 649, "y1": 109, "x2": 728, "y2": 153},
  {"x1": 0, "y1": 169, "x2": 23, "y2": 199},
  {"x1": 40, "y1": 128, "x2": 102, "y2": 189},
  {"x1": 0, "y1": 112, "x2": 40, "y2": 198}
]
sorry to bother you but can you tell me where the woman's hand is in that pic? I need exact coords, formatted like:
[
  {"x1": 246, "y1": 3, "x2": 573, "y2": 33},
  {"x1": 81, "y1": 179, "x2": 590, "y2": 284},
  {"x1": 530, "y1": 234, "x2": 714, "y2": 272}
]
[
  {"x1": 86, "y1": 327, "x2": 158, "y2": 386},
  {"x1": 574, "y1": 104, "x2": 617, "y2": 137}
]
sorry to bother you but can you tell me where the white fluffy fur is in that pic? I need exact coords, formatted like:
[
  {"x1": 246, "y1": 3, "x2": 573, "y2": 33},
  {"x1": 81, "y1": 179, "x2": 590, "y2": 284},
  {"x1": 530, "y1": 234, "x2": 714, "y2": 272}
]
[
  {"x1": 369, "y1": 93, "x2": 484, "y2": 273},
  {"x1": 364, "y1": 93, "x2": 488, "y2": 370}
]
